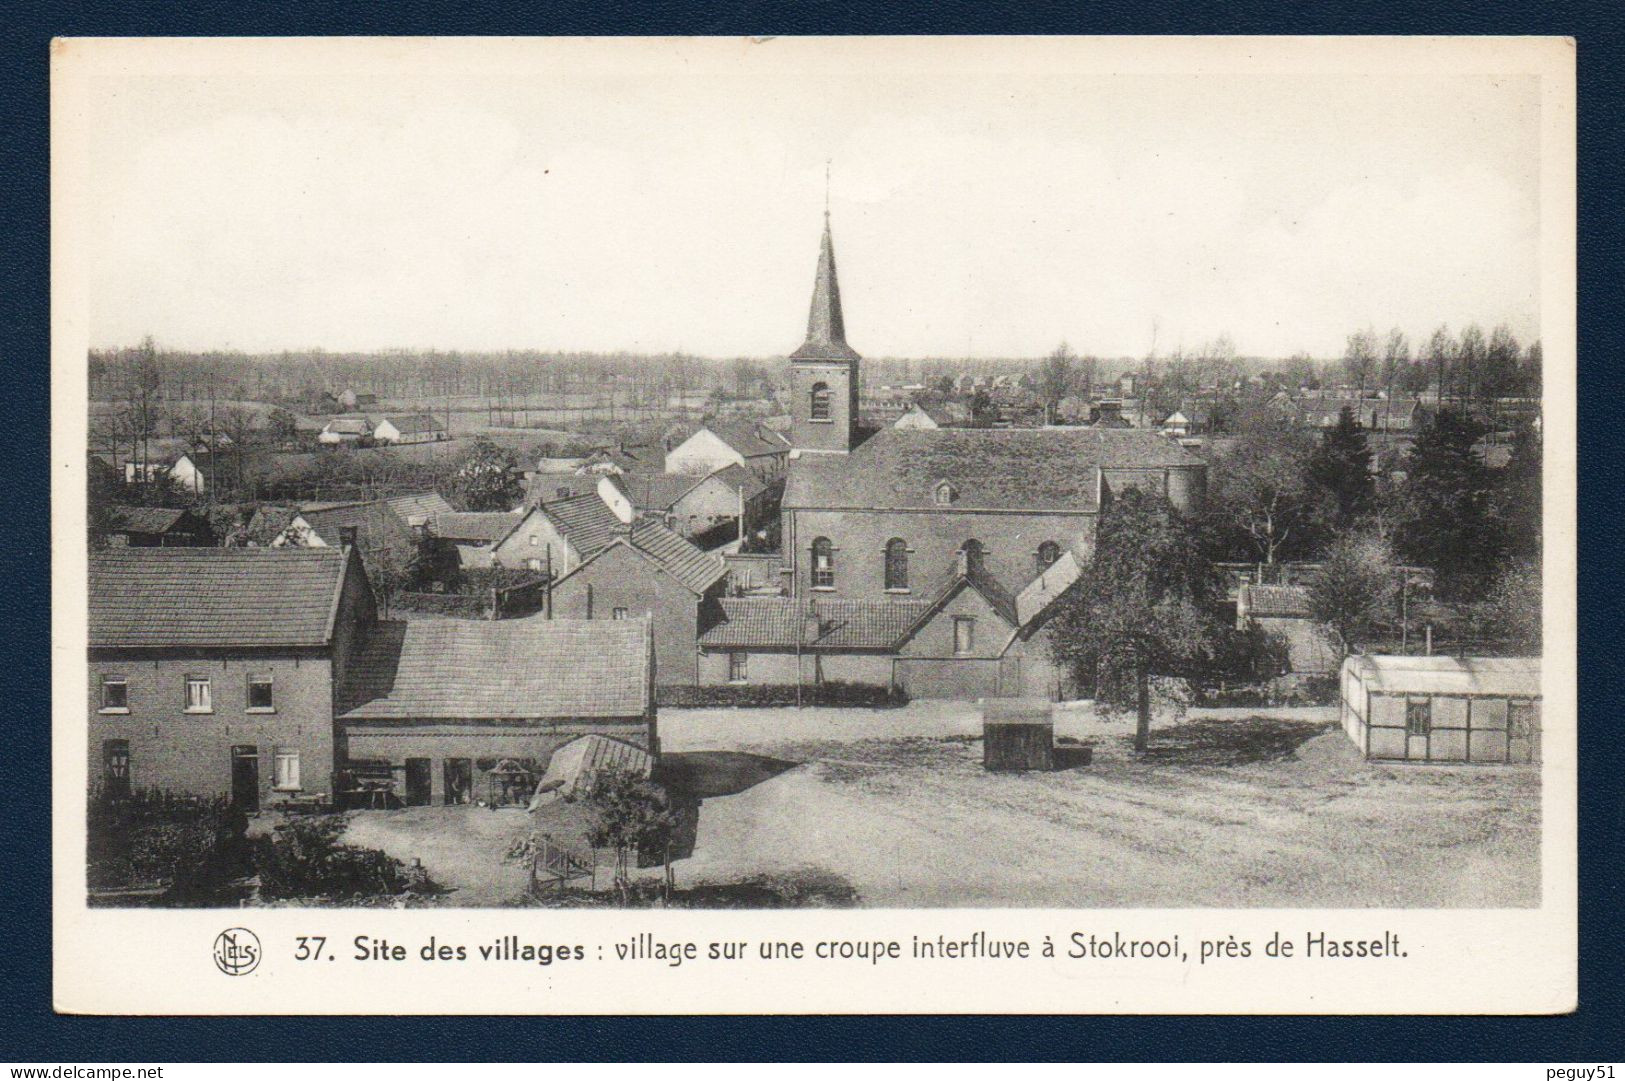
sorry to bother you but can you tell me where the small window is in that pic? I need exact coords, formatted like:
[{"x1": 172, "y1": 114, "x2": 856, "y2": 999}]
[
  {"x1": 612, "y1": 607, "x2": 629, "y2": 621},
  {"x1": 185, "y1": 676, "x2": 212, "y2": 713},
  {"x1": 884, "y1": 539, "x2": 910, "y2": 591},
  {"x1": 100, "y1": 676, "x2": 128, "y2": 712},
  {"x1": 527, "y1": 558, "x2": 542, "y2": 572},
  {"x1": 810, "y1": 382, "x2": 832, "y2": 421},
  {"x1": 935, "y1": 482, "x2": 957, "y2": 506},
  {"x1": 273, "y1": 748, "x2": 301, "y2": 791},
  {"x1": 246, "y1": 674, "x2": 274, "y2": 712},
  {"x1": 529, "y1": 534, "x2": 539, "y2": 546},
  {"x1": 953, "y1": 617, "x2": 976, "y2": 655},
  {"x1": 1405, "y1": 699, "x2": 1431, "y2": 737},
  {"x1": 811, "y1": 537, "x2": 835, "y2": 589},
  {"x1": 729, "y1": 652, "x2": 749, "y2": 684},
  {"x1": 1036, "y1": 541, "x2": 1062, "y2": 571}
]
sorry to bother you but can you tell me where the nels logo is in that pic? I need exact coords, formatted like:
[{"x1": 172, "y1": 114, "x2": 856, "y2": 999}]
[{"x1": 213, "y1": 927, "x2": 262, "y2": 976}]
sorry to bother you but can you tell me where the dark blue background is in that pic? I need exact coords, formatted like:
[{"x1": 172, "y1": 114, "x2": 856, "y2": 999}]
[{"x1": 3, "y1": 1, "x2": 1620, "y2": 1062}]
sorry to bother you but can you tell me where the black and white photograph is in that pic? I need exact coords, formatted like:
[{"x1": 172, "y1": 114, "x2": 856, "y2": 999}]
[{"x1": 48, "y1": 35, "x2": 1577, "y2": 1018}]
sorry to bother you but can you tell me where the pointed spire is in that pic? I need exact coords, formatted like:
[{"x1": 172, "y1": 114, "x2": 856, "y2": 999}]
[{"x1": 791, "y1": 213, "x2": 861, "y2": 363}]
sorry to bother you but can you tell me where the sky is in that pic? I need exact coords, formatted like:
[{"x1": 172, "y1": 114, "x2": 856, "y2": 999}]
[{"x1": 75, "y1": 39, "x2": 1545, "y2": 360}]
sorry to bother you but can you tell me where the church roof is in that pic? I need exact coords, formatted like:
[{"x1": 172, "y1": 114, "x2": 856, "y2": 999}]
[
  {"x1": 783, "y1": 427, "x2": 1201, "y2": 512},
  {"x1": 789, "y1": 219, "x2": 861, "y2": 364}
]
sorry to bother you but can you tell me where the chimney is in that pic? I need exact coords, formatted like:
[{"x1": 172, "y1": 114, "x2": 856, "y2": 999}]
[
  {"x1": 338, "y1": 525, "x2": 359, "y2": 549},
  {"x1": 802, "y1": 606, "x2": 823, "y2": 645},
  {"x1": 956, "y1": 548, "x2": 969, "y2": 577}
]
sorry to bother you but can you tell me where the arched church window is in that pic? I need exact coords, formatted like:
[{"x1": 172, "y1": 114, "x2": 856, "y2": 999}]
[
  {"x1": 810, "y1": 382, "x2": 831, "y2": 421},
  {"x1": 811, "y1": 537, "x2": 835, "y2": 589},
  {"x1": 884, "y1": 539, "x2": 909, "y2": 591},
  {"x1": 1036, "y1": 541, "x2": 1062, "y2": 571}
]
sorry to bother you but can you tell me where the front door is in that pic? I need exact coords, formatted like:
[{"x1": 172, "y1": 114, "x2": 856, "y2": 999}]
[
  {"x1": 231, "y1": 745, "x2": 259, "y2": 812},
  {"x1": 102, "y1": 739, "x2": 130, "y2": 800},
  {"x1": 404, "y1": 758, "x2": 432, "y2": 806},
  {"x1": 443, "y1": 758, "x2": 472, "y2": 805}
]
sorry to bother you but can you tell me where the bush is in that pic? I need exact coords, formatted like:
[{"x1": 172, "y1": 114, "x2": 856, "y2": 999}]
[
  {"x1": 657, "y1": 681, "x2": 908, "y2": 709},
  {"x1": 86, "y1": 789, "x2": 250, "y2": 901},
  {"x1": 256, "y1": 816, "x2": 436, "y2": 901}
]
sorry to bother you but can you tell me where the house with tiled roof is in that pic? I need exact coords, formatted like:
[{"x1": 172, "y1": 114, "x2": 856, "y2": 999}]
[
  {"x1": 87, "y1": 546, "x2": 376, "y2": 810},
  {"x1": 486, "y1": 492, "x2": 624, "y2": 577},
  {"x1": 694, "y1": 546, "x2": 1083, "y2": 698},
  {"x1": 373, "y1": 413, "x2": 449, "y2": 445},
  {"x1": 317, "y1": 416, "x2": 375, "y2": 446},
  {"x1": 428, "y1": 510, "x2": 525, "y2": 569},
  {"x1": 615, "y1": 464, "x2": 775, "y2": 540},
  {"x1": 547, "y1": 518, "x2": 728, "y2": 687},
  {"x1": 664, "y1": 421, "x2": 791, "y2": 481},
  {"x1": 383, "y1": 491, "x2": 455, "y2": 528},
  {"x1": 270, "y1": 500, "x2": 414, "y2": 565},
  {"x1": 336, "y1": 617, "x2": 656, "y2": 805}
]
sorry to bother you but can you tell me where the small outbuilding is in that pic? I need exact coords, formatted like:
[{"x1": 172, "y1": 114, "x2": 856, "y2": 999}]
[
  {"x1": 1339, "y1": 654, "x2": 1541, "y2": 764},
  {"x1": 982, "y1": 698, "x2": 1054, "y2": 772}
]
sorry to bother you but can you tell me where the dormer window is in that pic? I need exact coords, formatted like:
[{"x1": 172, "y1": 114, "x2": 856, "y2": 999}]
[{"x1": 934, "y1": 482, "x2": 957, "y2": 506}]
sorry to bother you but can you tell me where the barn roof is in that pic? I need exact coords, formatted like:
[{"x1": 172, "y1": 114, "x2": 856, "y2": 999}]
[
  {"x1": 381, "y1": 413, "x2": 443, "y2": 435},
  {"x1": 103, "y1": 506, "x2": 196, "y2": 535},
  {"x1": 383, "y1": 491, "x2": 454, "y2": 524},
  {"x1": 90, "y1": 547, "x2": 354, "y2": 650},
  {"x1": 430, "y1": 510, "x2": 524, "y2": 543},
  {"x1": 338, "y1": 618, "x2": 651, "y2": 720},
  {"x1": 783, "y1": 427, "x2": 1198, "y2": 511},
  {"x1": 294, "y1": 500, "x2": 413, "y2": 553},
  {"x1": 1345, "y1": 654, "x2": 1541, "y2": 698},
  {"x1": 705, "y1": 422, "x2": 790, "y2": 459},
  {"x1": 323, "y1": 417, "x2": 373, "y2": 435},
  {"x1": 1239, "y1": 584, "x2": 1315, "y2": 619}
]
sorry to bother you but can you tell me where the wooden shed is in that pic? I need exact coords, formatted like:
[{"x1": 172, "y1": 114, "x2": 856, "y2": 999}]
[
  {"x1": 982, "y1": 698, "x2": 1054, "y2": 772},
  {"x1": 1340, "y1": 655, "x2": 1541, "y2": 764}
]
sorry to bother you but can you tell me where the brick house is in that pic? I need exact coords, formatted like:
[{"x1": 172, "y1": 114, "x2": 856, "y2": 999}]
[
  {"x1": 88, "y1": 546, "x2": 375, "y2": 810},
  {"x1": 336, "y1": 618, "x2": 657, "y2": 805},
  {"x1": 489, "y1": 491, "x2": 625, "y2": 574},
  {"x1": 546, "y1": 518, "x2": 727, "y2": 687},
  {"x1": 615, "y1": 464, "x2": 774, "y2": 539}
]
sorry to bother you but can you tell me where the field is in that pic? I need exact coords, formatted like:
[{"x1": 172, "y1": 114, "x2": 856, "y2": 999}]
[{"x1": 337, "y1": 701, "x2": 1540, "y2": 908}]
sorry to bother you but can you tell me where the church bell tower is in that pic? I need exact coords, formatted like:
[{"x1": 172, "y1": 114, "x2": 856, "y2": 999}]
[{"x1": 788, "y1": 213, "x2": 860, "y2": 455}]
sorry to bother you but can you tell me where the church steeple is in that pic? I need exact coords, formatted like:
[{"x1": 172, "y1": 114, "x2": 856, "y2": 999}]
[
  {"x1": 790, "y1": 216, "x2": 861, "y2": 364},
  {"x1": 787, "y1": 209, "x2": 861, "y2": 455}
]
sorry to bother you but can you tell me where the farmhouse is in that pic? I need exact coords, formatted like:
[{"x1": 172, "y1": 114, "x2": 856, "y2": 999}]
[
  {"x1": 374, "y1": 413, "x2": 449, "y2": 445},
  {"x1": 616, "y1": 464, "x2": 773, "y2": 539},
  {"x1": 336, "y1": 618, "x2": 657, "y2": 806},
  {"x1": 88, "y1": 546, "x2": 375, "y2": 810},
  {"x1": 1339, "y1": 654, "x2": 1541, "y2": 764},
  {"x1": 1297, "y1": 396, "x2": 1421, "y2": 433},
  {"x1": 269, "y1": 499, "x2": 414, "y2": 563},
  {"x1": 489, "y1": 493, "x2": 624, "y2": 575},
  {"x1": 546, "y1": 517, "x2": 727, "y2": 686},
  {"x1": 318, "y1": 416, "x2": 374, "y2": 446}
]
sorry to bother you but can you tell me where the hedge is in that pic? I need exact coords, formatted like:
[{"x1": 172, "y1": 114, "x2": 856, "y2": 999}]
[{"x1": 657, "y1": 681, "x2": 908, "y2": 709}]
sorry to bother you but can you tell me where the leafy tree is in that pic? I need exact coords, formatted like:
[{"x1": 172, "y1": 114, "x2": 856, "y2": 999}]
[
  {"x1": 1394, "y1": 410, "x2": 1503, "y2": 598},
  {"x1": 577, "y1": 764, "x2": 677, "y2": 898},
  {"x1": 451, "y1": 437, "x2": 521, "y2": 510},
  {"x1": 1342, "y1": 328, "x2": 1378, "y2": 395},
  {"x1": 969, "y1": 389, "x2": 995, "y2": 428},
  {"x1": 1205, "y1": 423, "x2": 1323, "y2": 564},
  {"x1": 1474, "y1": 563, "x2": 1541, "y2": 654},
  {"x1": 1379, "y1": 328, "x2": 1409, "y2": 394},
  {"x1": 1498, "y1": 419, "x2": 1542, "y2": 563},
  {"x1": 1048, "y1": 487, "x2": 1220, "y2": 752},
  {"x1": 1039, "y1": 341, "x2": 1077, "y2": 419},
  {"x1": 1307, "y1": 406, "x2": 1374, "y2": 530},
  {"x1": 86, "y1": 454, "x2": 123, "y2": 549},
  {"x1": 1306, "y1": 533, "x2": 1397, "y2": 659},
  {"x1": 1424, "y1": 325, "x2": 1456, "y2": 400},
  {"x1": 266, "y1": 408, "x2": 299, "y2": 445}
]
